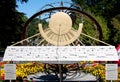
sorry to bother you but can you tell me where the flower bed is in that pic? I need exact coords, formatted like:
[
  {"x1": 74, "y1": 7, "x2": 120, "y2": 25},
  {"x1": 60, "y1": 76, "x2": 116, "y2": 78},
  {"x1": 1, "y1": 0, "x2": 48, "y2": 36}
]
[
  {"x1": 0, "y1": 62, "x2": 44, "y2": 80},
  {"x1": 0, "y1": 61, "x2": 120, "y2": 82}
]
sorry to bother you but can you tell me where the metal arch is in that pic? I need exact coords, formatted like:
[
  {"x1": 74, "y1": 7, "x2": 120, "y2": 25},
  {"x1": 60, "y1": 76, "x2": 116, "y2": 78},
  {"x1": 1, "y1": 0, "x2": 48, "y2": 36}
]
[{"x1": 22, "y1": 7, "x2": 103, "y2": 41}]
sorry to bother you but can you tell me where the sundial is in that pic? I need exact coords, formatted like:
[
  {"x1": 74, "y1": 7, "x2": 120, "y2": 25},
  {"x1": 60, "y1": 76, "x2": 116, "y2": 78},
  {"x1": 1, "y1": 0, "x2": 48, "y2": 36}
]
[
  {"x1": 7, "y1": 1, "x2": 118, "y2": 65},
  {"x1": 3, "y1": 2, "x2": 119, "y2": 82},
  {"x1": 38, "y1": 12, "x2": 83, "y2": 46}
]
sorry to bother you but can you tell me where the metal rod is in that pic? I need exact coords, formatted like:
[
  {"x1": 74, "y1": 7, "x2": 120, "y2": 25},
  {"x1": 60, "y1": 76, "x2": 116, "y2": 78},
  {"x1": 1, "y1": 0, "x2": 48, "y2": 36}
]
[
  {"x1": 59, "y1": 64, "x2": 62, "y2": 82},
  {"x1": 81, "y1": 33, "x2": 112, "y2": 46},
  {"x1": 11, "y1": 33, "x2": 40, "y2": 46}
]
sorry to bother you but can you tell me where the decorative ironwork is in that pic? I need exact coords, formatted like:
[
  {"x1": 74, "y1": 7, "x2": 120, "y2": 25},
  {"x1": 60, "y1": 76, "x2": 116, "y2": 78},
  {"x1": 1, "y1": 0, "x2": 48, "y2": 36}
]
[{"x1": 11, "y1": 1, "x2": 112, "y2": 81}]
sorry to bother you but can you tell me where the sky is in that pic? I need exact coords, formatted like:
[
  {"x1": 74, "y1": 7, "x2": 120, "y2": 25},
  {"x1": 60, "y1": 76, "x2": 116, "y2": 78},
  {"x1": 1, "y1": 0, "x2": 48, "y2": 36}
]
[{"x1": 17, "y1": 0, "x2": 71, "y2": 18}]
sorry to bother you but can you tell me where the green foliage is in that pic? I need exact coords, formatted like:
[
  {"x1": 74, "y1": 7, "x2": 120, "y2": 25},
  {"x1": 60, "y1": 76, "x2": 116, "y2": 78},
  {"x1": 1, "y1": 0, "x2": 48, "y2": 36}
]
[
  {"x1": 82, "y1": 16, "x2": 100, "y2": 45},
  {"x1": 26, "y1": 18, "x2": 39, "y2": 37},
  {"x1": 71, "y1": 11, "x2": 109, "y2": 45},
  {"x1": 82, "y1": 14, "x2": 109, "y2": 45},
  {"x1": 26, "y1": 18, "x2": 48, "y2": 37},
  {"x1": 0, "y1": 0, "x2": 28, "y2": 49},
  {"x1": 72, "y1": 0, "x2": 120, "y2": 18},
  {"x1": 111, "y1": 14, "x2": 120, "y2": 30},
  {"x1": 93, "y1": 15, "x2": 110, "y2": 42},
  {"x1": 72, "y1": 0, "x2": 120, "y2": 45},
  {"x1": 110, "y1": 14, "x2": 120, "y2": 44}
]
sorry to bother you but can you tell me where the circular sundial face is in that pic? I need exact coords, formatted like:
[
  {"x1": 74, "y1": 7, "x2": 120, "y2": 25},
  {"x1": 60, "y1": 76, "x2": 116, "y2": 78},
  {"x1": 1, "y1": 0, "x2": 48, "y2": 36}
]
[
  {"x1": 49, "y1": 12, "x2": 72, "y2": 35},
  {"x1": 22, "y1": 7, "x2": 102, "y2": 46},
  {"x1": 38, "y1": 11, "x2": 83, "y2": 46}
]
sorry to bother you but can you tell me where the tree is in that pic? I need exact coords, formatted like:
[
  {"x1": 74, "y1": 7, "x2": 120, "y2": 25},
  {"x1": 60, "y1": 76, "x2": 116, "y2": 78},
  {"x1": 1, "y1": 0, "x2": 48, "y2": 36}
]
[
  {"x1": 71, "y1": 0, "x2": 120, "y2": 45},
  {"x1": 72, "y1": 0, "x2": 120, "y2": 18},
  {"x1": 80, "y1": 13, "x2": 109, "y2": 45},
  {"x1": 0, "y1": 0, "x2": 28, "y2": 50},
  {"x1": 26, "y1": 18, "x2": 48, "y2": 37},
  {"x1": 110, "y1": 14, "x2": 120, "y2": 45}
]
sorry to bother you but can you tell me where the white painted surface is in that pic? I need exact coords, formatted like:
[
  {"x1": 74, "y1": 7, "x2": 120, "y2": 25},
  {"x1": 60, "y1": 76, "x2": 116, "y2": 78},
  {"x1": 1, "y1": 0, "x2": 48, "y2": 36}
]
[{"x1": 3, "y1": 46, "x2": 118, "y2": 64}]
